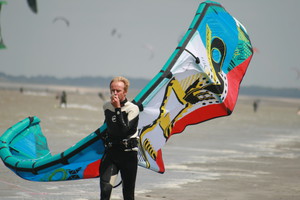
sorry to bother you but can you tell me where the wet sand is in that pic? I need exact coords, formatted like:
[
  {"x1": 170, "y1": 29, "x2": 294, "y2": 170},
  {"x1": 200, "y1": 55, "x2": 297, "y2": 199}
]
[
  {"x1": 1, "y1": 155, "x2": 300, "y2": 200},
  {"x1": 137, "y1": 156, "x2": 300, "y2": 200}
]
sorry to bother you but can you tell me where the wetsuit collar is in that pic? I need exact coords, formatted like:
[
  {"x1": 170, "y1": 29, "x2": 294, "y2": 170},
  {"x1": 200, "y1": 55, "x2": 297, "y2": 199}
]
[{"x1": 120, "y1": 98, "x2": 127, "y2": 107}]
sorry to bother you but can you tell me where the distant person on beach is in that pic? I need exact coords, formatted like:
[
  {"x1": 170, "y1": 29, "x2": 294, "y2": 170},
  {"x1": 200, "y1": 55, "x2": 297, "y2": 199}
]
[
  {"x1": 100, "y1": 76, "x2": 139, "y2": 200},
  {"x1": 60, "y1": 91, "x2": 67, "y2": 108},
  {"x1": 253, "y1": 99, "x2": 260, "y2": 112},
  {"x1": 98, "y1": 92, "x2": 106, "y2": 101}
]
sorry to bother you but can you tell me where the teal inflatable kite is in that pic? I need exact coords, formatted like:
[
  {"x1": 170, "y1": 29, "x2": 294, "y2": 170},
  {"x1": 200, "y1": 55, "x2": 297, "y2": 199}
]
[{"x1": 0, "y1": 1, "x2": 253, "y2": 181}]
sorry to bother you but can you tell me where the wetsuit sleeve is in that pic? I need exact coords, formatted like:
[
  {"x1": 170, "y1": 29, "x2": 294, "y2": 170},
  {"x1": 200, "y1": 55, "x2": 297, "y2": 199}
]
[{"x1": 115, "y1": 105, "x2": 139, "y2": 134}]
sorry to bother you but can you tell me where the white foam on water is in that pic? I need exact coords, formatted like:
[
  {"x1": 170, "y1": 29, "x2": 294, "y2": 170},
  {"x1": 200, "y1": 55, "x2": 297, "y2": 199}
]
[
  {"x1": 145, "y1": 163, "x2": 220, "y2": 190},
  {"x1": 67, "y1": 104, "x2": 99, "y2": 111},
  {"x1": 14, "y1": 192, "x2": 33, "y2": 199},
  {"x1": 46, "y1": 186, "x2": 59, "y2": 190},
  {"x1": 110, "y1": 194, "x2": 122, "y2": 199},
  {"x1": 135, "y1": 189, "x2": 152, "y2": 195},
  {"x1": 238, "y1": 133, "x2": 300, "y2": 159},
  {"x1": 50, "y1": 116, "x2": 82, "y2": 121},
  {"x1": 167, "y1": 146, "x2": 242, "y2": 154},
  {"x1": 165, "y1": 164, "x2": 189, "y2": 170},
  {"x1": 23, "y1": 91, "x2": 50, "y2": 96},
  {"x1": 74, "y1": 199, "x2": 89, "y2": 200},
  {"x1": 151, "y1": 175, "x2": 216, "y2": 190}
]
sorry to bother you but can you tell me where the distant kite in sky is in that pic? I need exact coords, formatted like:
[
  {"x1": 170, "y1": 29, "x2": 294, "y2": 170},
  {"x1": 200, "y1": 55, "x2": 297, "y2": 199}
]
[
  {"x1": 27, "y1": 0, "x2": 37, "y2": 14},
  {"x1": 142, "y1": 43, "x2": 155, "y2": 60},
  {"x1": 290, "y1": 67, "x2": 300, "y2": 80},
  {"x1": 53, "y1": 17, "x2": 70, "y2": 27},
  {"x1": 111, "y1": 28, "x2": 117, "y2": 36},
  {"x1": 0, "y1": 1, "x2": 6, "y2": 49},
  {"x1": 111, "y1": 28, "x2": 122, "y2": 38}
]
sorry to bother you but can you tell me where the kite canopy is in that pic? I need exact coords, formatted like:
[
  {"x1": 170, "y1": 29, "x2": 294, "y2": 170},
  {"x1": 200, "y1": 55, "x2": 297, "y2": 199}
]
[
  {"x1": 0, "y1": 1, "x2": 253, "y2": 181},
  {"x1": 134, "y1": 0, "x2": 253, "y2": 172}
]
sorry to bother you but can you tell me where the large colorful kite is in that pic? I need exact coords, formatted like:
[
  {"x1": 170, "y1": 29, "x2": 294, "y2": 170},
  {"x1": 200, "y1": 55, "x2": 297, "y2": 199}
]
[{"x1": 0, "y1": 1, "x2": 253, "y2": 181}]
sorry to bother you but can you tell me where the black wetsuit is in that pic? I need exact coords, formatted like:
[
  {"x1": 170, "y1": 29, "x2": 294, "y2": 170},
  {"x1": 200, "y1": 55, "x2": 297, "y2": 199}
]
[{"x1": 100, "y1": 99, "x2": 139, "y2": 200}]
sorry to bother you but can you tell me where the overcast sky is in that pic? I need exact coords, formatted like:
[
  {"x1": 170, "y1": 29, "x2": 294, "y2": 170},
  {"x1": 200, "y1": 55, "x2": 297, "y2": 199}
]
[{"x1": 1, "y1": 0, "x2": 300, "y2": 89}]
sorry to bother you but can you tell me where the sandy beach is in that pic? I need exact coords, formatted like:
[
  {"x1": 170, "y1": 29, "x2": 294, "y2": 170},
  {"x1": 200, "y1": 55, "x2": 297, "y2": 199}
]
[
  {"x1": 138, "y1": 156, "x2": 300, "y2": 200},
  {"x1": 0, "y1": 84, "x2": 300, "y2": 200}
]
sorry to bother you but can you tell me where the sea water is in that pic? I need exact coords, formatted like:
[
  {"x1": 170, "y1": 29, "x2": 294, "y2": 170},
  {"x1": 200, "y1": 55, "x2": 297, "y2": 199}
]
[{"x1": 0, "y1": 88, "x2": 299, "y2": 200}]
